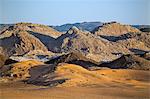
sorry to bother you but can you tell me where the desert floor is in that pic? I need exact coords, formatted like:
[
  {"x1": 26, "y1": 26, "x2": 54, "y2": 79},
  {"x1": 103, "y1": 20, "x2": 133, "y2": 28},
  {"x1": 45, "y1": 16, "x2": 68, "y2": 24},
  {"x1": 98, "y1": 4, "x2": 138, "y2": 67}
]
[{"x1": 1, "y1": 69, "x2": 150, "y2": 99}]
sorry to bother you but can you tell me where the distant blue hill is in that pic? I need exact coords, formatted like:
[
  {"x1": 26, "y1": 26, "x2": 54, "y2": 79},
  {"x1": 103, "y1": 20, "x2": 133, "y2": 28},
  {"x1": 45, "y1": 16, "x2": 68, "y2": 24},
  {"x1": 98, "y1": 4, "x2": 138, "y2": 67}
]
[
  {"x1": 0, "y1": 24, "x2": 13, "y2": 31},
  {"x1": 53, "y1": 22, "x2": 150, "y2": 32},
  {"x1": 132, "y1": 25, "x2": 150, "y2": 32},
  {"x1": 1, "y1": 22, "x2": 149, "y2": 32},
  {"x1": 52, "y1": 22, "x2": 103, "y2": 32}
]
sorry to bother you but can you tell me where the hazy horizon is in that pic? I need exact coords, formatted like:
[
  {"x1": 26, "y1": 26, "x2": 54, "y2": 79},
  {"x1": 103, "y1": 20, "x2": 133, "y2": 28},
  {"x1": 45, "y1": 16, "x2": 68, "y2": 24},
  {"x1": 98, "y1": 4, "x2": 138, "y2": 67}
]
[{"x1": 0, "y1": 0, "x2": 150, "y2": 25}]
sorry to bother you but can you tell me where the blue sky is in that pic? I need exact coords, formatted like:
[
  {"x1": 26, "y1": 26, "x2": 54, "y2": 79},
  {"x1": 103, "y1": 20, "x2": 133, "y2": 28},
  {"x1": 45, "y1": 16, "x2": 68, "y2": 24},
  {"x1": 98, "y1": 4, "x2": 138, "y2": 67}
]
[{"x1": 0, "y1": 0, "x2": 149, "y2": 25}]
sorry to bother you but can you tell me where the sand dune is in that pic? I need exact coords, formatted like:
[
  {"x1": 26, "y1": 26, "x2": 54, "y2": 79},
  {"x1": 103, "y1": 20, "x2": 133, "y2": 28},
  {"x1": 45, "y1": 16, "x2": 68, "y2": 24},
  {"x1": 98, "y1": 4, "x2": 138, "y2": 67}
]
[
  {"x1": 23, "y1": 63, "x2": 150, "y2": 89},
  {"x1": 1, "y1": 63, "x2": 149, "y2": 99},
  {"x1": 55, "y1": 64, "x2": 150, "y2": 88}
]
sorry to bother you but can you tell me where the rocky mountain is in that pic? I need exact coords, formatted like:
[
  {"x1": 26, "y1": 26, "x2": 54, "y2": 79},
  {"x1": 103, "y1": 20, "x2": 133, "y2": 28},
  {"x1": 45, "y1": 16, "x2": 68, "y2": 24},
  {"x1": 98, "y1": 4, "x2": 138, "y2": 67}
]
[
  {"x1": 1, "y1": 22, "x2": 149, "y2": 64},
  {"x1": 53, "y1": 22, "x2": 102, "y2": 32},
  {"x1": 0, "y1": 23, "x2": 62, "y2": 38},
  {"x1": 52, "y1": 26, "x2": 115, "y2": 62},
  {"x1": 0, "y1": 23, "x2": 64, "y2": 57},
  {"x1": 92, "y1": 22, "x2": 141, "y2": 36},
  {"x1": 0, "y1": 30, "x2": 48, "y2": 56},
  {"x1": 51, "y1": 26, "x2": 150, "y2": 62}
]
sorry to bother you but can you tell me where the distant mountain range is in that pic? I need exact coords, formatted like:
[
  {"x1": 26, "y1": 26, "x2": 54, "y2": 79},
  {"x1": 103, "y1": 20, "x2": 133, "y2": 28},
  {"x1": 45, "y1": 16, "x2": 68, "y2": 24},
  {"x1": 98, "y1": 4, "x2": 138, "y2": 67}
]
[
  {"x1": 52, "y1": 22, "x2": 103, "y2": 32},
  {"x1": 0, "y1": 22, "x2": 103, "y2": 32},
  {"x1": 132, "y1": 25, "x2": 150, "y2": 32},
  {"x1": 53, "y1": 22, "x2": 150, "y2": 32},
  {"x1": 1, "y1": 22, "x2": 150, "y2": 32}
]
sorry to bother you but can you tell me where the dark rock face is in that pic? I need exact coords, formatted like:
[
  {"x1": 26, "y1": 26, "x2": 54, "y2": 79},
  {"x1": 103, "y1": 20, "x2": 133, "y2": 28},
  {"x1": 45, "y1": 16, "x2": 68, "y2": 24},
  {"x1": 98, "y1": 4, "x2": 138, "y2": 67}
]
[
  {"x1": 99, "y1": 54, "x2": 150, "y2": 70},
  {"x1": 27, "y1": 64, "x2": 67, "y2": 87},
  {"x1": 4, "y1": 59, "x2": 18, "y2": 65},
  {"x1": 132, "y1": 25, "x2": 150, "y2": 32},
  {"x1": 140, "y1": 28, "x2": 150, "y2": 32},
  {"x1": 45, "y1": 52, "x2": 99, "y2": 69}
]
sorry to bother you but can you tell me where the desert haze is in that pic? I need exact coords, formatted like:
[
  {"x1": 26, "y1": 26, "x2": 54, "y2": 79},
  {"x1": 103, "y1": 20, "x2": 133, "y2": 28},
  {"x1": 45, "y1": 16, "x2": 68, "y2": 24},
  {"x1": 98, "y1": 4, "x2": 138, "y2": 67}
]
[{"x1": 0, "y1": 22, "x2": 150, "y2": 99}]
